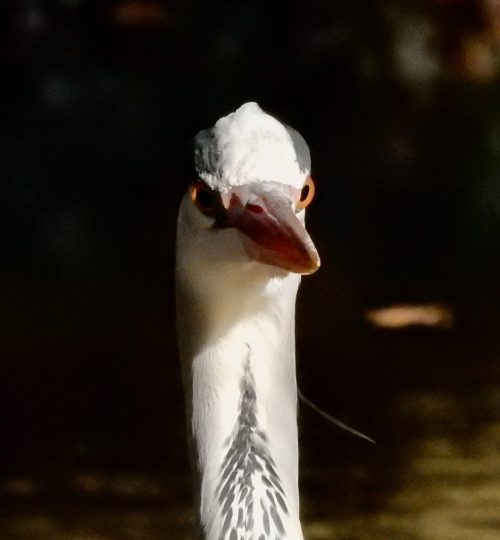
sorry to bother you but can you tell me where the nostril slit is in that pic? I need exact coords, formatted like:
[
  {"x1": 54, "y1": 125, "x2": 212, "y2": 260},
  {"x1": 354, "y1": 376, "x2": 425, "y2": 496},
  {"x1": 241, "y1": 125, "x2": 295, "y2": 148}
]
[{"x1": 246, "y1": 203, "x2": 264, "y2": 214}]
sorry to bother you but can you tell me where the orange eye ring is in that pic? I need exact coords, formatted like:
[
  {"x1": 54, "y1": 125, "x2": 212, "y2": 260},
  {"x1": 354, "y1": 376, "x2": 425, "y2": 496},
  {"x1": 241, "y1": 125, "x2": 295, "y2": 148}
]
[
  {"x1": 190, "y1": 181, "x2": 217, "y2": 216},
  {"x1": 297, "y1": 176, "x2": 315, "y2": 211}
]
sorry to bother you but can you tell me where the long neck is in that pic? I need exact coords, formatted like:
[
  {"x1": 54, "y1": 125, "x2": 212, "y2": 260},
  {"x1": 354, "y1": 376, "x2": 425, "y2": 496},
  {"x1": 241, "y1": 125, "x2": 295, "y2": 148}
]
[{"x1": 177, "y1": 269, "x2": 304, "y2": 540}]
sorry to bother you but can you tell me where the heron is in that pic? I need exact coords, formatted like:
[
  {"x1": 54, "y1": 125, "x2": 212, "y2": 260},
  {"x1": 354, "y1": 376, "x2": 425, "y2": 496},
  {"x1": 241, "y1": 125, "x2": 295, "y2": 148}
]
[{"x1": 176, "y1": 102, "x2": 320, "y2": 540}]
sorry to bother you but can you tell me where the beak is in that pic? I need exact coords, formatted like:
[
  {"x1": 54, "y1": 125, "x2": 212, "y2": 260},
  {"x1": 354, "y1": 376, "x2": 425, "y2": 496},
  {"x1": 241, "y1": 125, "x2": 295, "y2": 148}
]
[{"x1": 221, "y1": 183, "x2": 320, "y2": 275}]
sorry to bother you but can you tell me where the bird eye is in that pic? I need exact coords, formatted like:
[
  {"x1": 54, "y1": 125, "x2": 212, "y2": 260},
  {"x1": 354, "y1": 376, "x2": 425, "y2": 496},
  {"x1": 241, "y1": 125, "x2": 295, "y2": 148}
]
[
  {"x1": 190, "y1": 181, "x2": 217, "y2": 216},
  {"x1": 296, "y1": 176, "x2": 315, "y2": 211}
]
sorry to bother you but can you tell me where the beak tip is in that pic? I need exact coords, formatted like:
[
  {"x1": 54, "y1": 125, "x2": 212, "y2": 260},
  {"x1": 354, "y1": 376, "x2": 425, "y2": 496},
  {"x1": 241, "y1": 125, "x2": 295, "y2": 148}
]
[
  {"x1": 304, "y1": 249, "x2": 321, "y2": 275},
  {"x1": 303, "y1": 258, "x2": 321, "y2": 275}
]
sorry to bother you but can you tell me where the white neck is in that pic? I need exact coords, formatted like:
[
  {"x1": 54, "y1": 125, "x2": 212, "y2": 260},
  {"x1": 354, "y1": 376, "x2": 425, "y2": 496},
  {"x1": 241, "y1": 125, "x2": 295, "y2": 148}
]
[{"x1": 176, "y1": 248, "x2": 304, "y2": 539}]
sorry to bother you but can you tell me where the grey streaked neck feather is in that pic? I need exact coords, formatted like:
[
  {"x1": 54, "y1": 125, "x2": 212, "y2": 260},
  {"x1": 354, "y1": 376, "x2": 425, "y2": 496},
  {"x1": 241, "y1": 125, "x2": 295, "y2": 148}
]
[{"x1": 216, "y1": 347, "x2": 289, "y2": 540}]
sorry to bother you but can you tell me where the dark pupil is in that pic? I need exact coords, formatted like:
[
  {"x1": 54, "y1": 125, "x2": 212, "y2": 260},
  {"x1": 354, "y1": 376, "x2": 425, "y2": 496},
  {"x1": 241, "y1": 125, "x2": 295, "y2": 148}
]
[
  {"x1": 300, "y1": 184, "x2": 310, "y2": 201},
  {"x1": 196, "y1": 188, "x2": 215, "y2": 210}
]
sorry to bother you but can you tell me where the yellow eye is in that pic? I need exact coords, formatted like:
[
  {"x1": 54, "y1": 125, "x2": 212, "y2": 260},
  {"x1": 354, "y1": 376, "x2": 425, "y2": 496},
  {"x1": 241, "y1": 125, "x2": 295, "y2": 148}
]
[
  {"x1": 190, "y1": 181, "x2": 217, "y2": 216},
  {"x1": 297, "y1": 176, "x2": 315, "y2": 211}
]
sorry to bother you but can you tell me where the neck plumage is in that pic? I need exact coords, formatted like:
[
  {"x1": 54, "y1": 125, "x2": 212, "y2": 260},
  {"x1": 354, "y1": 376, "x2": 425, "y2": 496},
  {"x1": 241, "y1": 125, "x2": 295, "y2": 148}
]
[{"x1": 176, "y1": 267, "x2": 304, "y2": 540}]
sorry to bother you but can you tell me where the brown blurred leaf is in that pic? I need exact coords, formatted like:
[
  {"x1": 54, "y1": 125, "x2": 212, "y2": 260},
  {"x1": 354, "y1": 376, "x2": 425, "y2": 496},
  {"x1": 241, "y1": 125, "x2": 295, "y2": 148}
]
[{"x1": 111, "y1": 1, "x2": 170, "y2": 28}]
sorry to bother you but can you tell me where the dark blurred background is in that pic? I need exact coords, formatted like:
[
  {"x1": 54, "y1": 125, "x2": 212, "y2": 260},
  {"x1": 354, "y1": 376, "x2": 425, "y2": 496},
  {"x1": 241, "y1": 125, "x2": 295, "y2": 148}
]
[{"x1": 1, "y1": 1, "x2": 499, "y2": 538}]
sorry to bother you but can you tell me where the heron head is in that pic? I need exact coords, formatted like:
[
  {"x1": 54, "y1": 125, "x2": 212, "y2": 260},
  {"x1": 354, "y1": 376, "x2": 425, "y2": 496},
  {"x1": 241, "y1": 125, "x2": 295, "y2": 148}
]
[
  {"x1": 177, "y1": 102, "x2": 320, "y2": 287},
  {"x1": 181, "y1": 103, "x2": 320, "y2": 274}
]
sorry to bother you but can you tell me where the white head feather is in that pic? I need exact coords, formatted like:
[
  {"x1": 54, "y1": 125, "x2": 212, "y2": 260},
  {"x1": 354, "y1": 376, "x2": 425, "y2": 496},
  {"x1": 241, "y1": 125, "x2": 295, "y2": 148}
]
[{"x1": 194, "y1": 102, "x2": 311, "y2": 191}]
